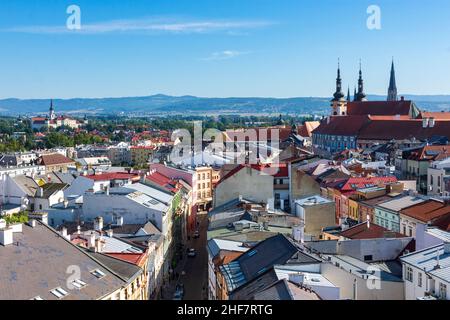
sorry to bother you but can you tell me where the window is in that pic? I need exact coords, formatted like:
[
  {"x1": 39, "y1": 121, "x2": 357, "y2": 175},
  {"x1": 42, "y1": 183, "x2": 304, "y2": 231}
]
[
  {"x1": 364, "y1": 255, "x2": 373, "y2": 262},
  {"x1": 71, "y1": 279, "x2": 87, "y2": 289},
  {"x1": 91, "y1": 269, "x2": 106, "y2": 279},
  {"x1": 406, "y1": 267, "x2": 413, "y2": 282},
  {"x1": 50, "y1": 287, "x2": 69, "y2": 299},
  {"x1": 439, "y1": 283, "x2": 447, "y2": 300},
  {"x1": 418, "y1": 272, "x2": 422, "y2": 288}
]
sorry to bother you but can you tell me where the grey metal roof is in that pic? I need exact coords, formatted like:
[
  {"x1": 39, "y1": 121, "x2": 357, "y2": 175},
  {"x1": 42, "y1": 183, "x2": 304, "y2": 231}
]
[
  {"x1": 220, "y1": 234, "x2": 319, "y2": 292},
  {"x1": 401, "y1": 244, "x2": 450, "y2": 282},
  {"x1": 87, "y1": 251, "x2": 142, "y2": 282},
  {"x1": 0, "y1": 222, "x2": 125, "y2": 300}
]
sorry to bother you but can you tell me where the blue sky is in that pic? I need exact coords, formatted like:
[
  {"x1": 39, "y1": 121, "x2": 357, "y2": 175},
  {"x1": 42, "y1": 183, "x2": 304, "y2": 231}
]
[{"x1": 1, "y1": 0, "x2": 450, "y2": 99}]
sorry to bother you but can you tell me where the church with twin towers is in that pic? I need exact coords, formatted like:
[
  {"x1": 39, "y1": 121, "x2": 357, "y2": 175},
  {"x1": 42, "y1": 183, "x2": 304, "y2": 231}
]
[{"x1": 331, "y1": 60, "x2": 398, "y2": 116}]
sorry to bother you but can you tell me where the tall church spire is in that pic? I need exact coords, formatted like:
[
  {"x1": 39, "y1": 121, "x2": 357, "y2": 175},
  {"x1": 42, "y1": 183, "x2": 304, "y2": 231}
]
[
  {"x1": 387, "y1": 59, "x2": 398, "y2": 101},
  {"x1": 347, "y1": 87, "x2": 351, "y2": 102},
  {"x1": 332, "y1": 60, "x2": 345, "y2": 102},
  {"x1": 355, "y1": 61, "x2": 367, "y2": 102},
  {"x1": 49, "y1": 99, "x2": 56, "y2": 120}
]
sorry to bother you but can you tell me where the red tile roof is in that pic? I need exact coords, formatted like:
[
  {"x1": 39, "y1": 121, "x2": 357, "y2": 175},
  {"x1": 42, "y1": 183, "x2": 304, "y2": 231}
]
[
  {"x1": 39, "y1": 153, "x2": 75, "y2": 166},
  {"x1": 432, "y1": 212, "x2": 450, "y2": 231},
  {"x1": 226, "y1": 127, "x2": 292, "y2": 142},
  {"x1": 358, "y1": 120, "x2": 450, "y2": 141},
  {"x1": 340, "y1": 222, "x2": 406, "y2": 240},
  {"x1": 346, "y1": 100, "x2": 414, "y2": 116},
  {"x1": 217, "y1": 163, "x2": 288, "y2": 186},
  {"x1": 312, "y1": 116, "x2": 370, "y2": 136},
  {"x1": 105, "y1": 253, "x2": 146, "y2": 266},
  {"x1": 146, "y1": 171, "x2": 181, "y2": 193},
  {"x1": 419, "y1": 112, "x2": 450, "y2": 120},
  {"x1": 405, "y1": 145, "x2": 450, "y2": 161},
  {"x1": 400, "y1": 200, "x2": 450, "y2": 223},
  {"x1": 340, "y1": 176, "x2": 397, "y2": 192},
  {"x1": 86, "y1": 172, "x2": 139, "y2": 182}
]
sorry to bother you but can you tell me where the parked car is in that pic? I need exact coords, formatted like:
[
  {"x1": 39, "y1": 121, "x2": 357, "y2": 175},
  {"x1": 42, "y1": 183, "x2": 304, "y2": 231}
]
[
  {"x1": 173, "y1": 284, "x2": 184, "y2": 300},
  {"x1": 187, "y1": 248, "x2": 197, "y2": 257}
]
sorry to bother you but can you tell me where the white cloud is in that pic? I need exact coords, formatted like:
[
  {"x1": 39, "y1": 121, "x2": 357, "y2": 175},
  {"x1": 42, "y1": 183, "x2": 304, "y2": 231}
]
[
  {"x1": 202, "y1": 50, "x2": 251, "y2": 61},
  {"x1": 3, "y1": 18, "x2": 274, "y2": 35}
]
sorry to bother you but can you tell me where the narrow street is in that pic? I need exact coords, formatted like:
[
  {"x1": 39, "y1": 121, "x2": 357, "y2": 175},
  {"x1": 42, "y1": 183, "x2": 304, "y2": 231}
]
[
  {"x1": 162, "y1": 212, "x2": 209, "y2": 300},
  {"x1": 182, "y1": 213, "x2": 209, "y2": 300}
]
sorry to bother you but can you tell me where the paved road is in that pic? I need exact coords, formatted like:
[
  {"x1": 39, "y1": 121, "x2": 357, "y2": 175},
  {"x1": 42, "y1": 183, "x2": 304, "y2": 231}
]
[{"x1": 181, "y1": 213, "x2": 209, "y2": 300}]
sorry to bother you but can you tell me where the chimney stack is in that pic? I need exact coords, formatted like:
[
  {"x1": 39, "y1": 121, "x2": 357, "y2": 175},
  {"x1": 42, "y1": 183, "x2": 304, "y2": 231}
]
[
  {"x1": 429, "y1": 118, "x2": 435, "y2": 128},
  {"x1": 94, "y1": 216, "x2": 104, "y2": 232},
  {"x1": 61, "y1": 227, "x2": 68, "y2": 239},
  {"x1": 0, "y1": 226, "x2": 13, "y2": 246}
]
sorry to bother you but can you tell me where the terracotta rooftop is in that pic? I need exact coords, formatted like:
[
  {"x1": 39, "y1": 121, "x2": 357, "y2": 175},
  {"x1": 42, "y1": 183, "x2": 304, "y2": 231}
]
[
  {"x1": 340, "y1": 176, "x2": 397, "y2": 192},
  {"x1": 313, "y1": 116, "x2": 369, "y2": 136},
  {"x1": 340, "y1": 222, "x2": 406, "y2": 240},
  {"x1": 346, "y1": 100, "x2": 415, "y2": 116},
  {"x1": 86, "y1": 172, "x2": 140, "y2": 182},
  {"x1": 358, "y1": 120, "x2": 450, "y2": 141},
  {"x1": 400, "y1": 200, "x2": 450, "y2": 223},
  {"x1": 39, "y1": 153, "x2": 75, "y2": 166}
]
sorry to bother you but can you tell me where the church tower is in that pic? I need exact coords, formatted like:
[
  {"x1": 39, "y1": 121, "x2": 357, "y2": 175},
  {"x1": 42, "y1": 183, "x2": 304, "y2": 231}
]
[
  {"x1": 355, "y1": 62, "x2": 367, "y2": 102},
  {"x1": 49, "y1": 99, "x2": 56, "y2": 120},
  {"x1": 387, "y1": 59, "x2": 398, "y2": 101},
  {"x1": 331, "y1": 61, "x2": 347, "y2": 116}
]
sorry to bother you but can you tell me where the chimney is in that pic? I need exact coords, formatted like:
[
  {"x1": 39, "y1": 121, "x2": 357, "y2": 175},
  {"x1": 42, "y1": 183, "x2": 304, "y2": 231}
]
[
  {"x1": 366, "y1": 215, "x2": 370, "y2": 229},
  {"x1": 0, "y1": 226, "x2": 13, "y2": 246},
  {"x1": 27, "y1": 219, "x2": 37, "y2": 228},
  {"x1": 115, "y1": 216, "x2": 124, "y2": 227},
  {"x1": 429, "y1": 118, "x2": 435, "y2": 128},
  {"x1": 63, "y1": 199, "x2": 69, "y2": 208},
  {"x1": 400, "y1": 96, "x2": 405, "y2": 101},
  {"x1": 422, "y1": 118, "x2": 429, "y2": 128},
  {"x1": 37, "y1": 187, "x2": 44, "y2": 198},
  {"x1": 106, "y1": 228, "x2": 114, "y2": 238},
  {"x1": 77, "y1": 225, "x2": 81, "y2": 235},
  {"x1": 60, "y1": 227, "x2": 68, "y2": 239},
  {"x1": 327, "y1": 116, "x2": 331, "y2": 124},
  {"x1": 88, "y1": 232, "x2": 96, "y2": 249},
  {"x1": 95, "y1": 237, "x2": 105, "y2": 252},
  {"x1": 94, "y1": 216, "x2": 104, "y2": 231}
]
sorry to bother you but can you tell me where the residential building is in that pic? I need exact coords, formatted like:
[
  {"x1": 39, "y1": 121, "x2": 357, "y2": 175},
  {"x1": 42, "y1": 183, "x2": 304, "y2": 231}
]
[
  {"x1": 38, "y1": 153, "x2": 76, "y2": 173},
  {"x1": 375, "y1": 195, "x2": 427, "y2": 232},
  {"x1": 0, "y1": 219, "x2": 128, "y2": 300},
  {"x1": 294, "y1": 195, "x2": 335, "y2": 241},
  {"x1": 428, "y1": 157, "x2": 450, "y2": 197},
  {"x1": 399, "y1": 200, "x2": 450, "y2": 242},
  {"x1": 400, "y1": 243, "x2": 450, "y2": 300},
  {"x1": 130, "y1": 146, "x2": 156, "y2": 166}
]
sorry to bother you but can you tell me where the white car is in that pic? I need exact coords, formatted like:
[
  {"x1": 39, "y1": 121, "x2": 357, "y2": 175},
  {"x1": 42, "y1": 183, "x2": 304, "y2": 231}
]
[{"x1": 187, "y1": 248, "x2": 197, "y2": 257}]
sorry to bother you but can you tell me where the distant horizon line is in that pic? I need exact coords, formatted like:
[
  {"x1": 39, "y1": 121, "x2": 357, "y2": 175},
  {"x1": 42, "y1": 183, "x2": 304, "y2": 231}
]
[{"x1": 2, "y1": 93, "x2": 450, "y2": 101}]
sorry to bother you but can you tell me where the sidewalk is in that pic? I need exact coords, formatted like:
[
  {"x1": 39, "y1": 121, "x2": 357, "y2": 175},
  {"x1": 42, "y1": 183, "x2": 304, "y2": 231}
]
[{"x1": 160, "y1": 241, "x2": 191, "y2": 300}]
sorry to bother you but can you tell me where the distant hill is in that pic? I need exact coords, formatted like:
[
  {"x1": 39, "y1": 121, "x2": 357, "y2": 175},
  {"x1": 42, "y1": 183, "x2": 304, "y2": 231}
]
[{"x1": 0, "y1": 94, "x2": 448, "y2": 116}]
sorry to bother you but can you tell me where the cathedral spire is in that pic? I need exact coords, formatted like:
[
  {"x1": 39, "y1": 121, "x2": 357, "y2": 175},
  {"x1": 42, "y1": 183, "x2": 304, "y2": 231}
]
[
  {"x1": 387, "y1": 59, "x2": 398, "y2": 101},
  {"x1": 355, "y1": 60, "x2": 367, "y2": 102},
  {"x1": 332, "y1": 59, "x2": 345, "y2": 102},
  {"x1": 347, "y1": 87, "x2": 351, "y2": 102},
  {"x1": 49, "y1": 99, "x2": 56, "y2": 120}
]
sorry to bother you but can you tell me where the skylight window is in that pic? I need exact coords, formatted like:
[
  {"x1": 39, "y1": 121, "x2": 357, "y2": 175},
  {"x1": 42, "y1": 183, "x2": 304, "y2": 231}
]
[
  {"x1": 91, "y1": 269, "x2": 106, "y2": 279},
  {"x1": 247, "y1": 250, "x2": 258, "y2": 257},
  {"x1": 50, "y1": 287, "x2": 69, "y2": 299},
  {"x1": 32, "y1": 296, "x2": 44, "y2": 300},
  {"x1": 71, "y1": 279, "x2": 87, "y2": 289}
]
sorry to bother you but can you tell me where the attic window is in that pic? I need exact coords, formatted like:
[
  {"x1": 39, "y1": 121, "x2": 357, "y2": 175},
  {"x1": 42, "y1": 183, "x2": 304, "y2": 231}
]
[
  {"x1": 91, "y1": 269, "x2": 106, "y2": 279},
  {"x1": 50, "y1": 287, "x2": 69, "y2": 299},
  {"x1": 71, "y1": 279, "x2": 87, "y2": 289}
]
